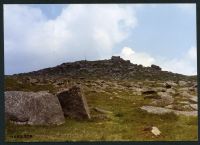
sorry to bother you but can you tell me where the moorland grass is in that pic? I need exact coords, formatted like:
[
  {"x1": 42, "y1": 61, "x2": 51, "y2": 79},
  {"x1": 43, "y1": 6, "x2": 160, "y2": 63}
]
[{"x1": 5, "y1": 77, "x2": 198, "y2": 141}]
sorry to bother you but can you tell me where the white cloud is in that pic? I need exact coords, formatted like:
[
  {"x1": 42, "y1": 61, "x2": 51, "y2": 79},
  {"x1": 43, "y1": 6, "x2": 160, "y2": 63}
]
[
  {"x1": 157, "y1": 46, "x2": 197, "y2": 76},
  {"x1": 118, "y1": 46, "x2": 197, "y2": 76},
  {"x1": 4, "y1": 4, "x2": 197, "y2": 76},
  {"x1": 187, "y1": 46, "x2": 197, "y2": 61},
  {"x1": 4, "y1": 4, "x2": 138, "y2": 74},
  {"x1": 119, "y1": 47, "x2": 155, "y2": 67}
]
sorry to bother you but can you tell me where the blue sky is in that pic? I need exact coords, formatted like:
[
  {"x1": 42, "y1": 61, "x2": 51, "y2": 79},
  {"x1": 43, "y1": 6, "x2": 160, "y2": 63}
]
[{"x1": 4, "y1": 4, "x2": 197, "y2": 75}]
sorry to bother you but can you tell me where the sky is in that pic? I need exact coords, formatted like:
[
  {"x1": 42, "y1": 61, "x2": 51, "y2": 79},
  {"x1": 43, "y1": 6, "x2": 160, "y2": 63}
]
[{"x1": 4, "y1": 4, "x2": 197, "y2": 75}]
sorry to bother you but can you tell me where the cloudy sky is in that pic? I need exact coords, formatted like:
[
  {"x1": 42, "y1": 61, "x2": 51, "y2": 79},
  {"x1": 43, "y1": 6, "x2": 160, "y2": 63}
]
[{"x1": 4, "y1": 4, "x2": 197, "y2": 75}]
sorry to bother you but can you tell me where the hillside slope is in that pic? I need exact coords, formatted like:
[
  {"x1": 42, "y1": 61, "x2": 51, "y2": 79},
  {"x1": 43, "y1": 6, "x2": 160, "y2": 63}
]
[{"x1": 13, "y1": 56, "x2": 195, "y2": 81}]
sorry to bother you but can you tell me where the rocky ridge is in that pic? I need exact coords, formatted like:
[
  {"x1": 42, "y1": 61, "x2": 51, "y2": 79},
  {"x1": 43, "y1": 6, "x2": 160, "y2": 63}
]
[{"x1": 13, "y1": 56, "x2": 195, "y2": 81}]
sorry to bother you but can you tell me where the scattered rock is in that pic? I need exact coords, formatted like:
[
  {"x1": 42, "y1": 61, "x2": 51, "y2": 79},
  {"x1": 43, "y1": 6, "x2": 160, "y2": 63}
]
[
  {"x1": 189, "y1": 96, "x2": 198, "y2": 103},
  {"x1": 141, "y1": 106, "x2": 172, "y2": 115},
  {"x1": 190, "y1": 104, "x2": 198, "y2": 110},
  {"x1": 57, "y1": 86, "x2": 91, "y2": 120},
  {"x1": 178, "y1": 87, "x2": 189, "y2": 92},
  {"x1": 93, "y1": 107, "x2": 113, "y2": 114},
  {"x1": 151, "y1": 92, "x2": 174, "y2": 106},
  {"x1": 179, "y1": 101, "x2": 190, "y2": 105},
  {"x1": 29, "y1": 78, "x2": 38, "y2": 84},
  {"x1": 182, "y1": 105, "x2": 193, "y2": 111},
  {"x1": 174, "y1": 110, "x2": 197, "y2": 116},
  {"x1": 165, "y1": 105, "x2": 173, "y2": 109},
  {"x1": 154, "y1": 87, "x2": 166, "y2": 92},
  {"x1": 5, "y1": 91, "x2": 65, "y2": 125},
  {"x1": 164, "y1": 81, "x2": 177, "y2": 88},
  {"x1": 166, "y1": 88, "x2": 176, "y2": 95},
  {"x1": 158, "y1": 92, "x2": 173, "y2": 100},
  {"x1": 140, "y1": 106, "x2": 197, "y2": 117},
  {"x1": 151, "y1": 126, "x2": 161, "y2": 136},
  {"x1": 115, "y1": 95, "x2": 126, "y2": 100},
  {"x1": 179, "y1": 81, "x2": 187, "y2": 87},
  {"x1": 180, "y1": 91, "x2": 193, "y2": 98}
]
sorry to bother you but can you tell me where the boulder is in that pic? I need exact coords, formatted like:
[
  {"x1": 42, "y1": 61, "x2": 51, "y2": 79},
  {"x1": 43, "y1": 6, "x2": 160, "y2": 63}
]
[
  {"x1": 57, "y1": 86, "x2": 91, "y2": 120},
  {"x1": 151, "y1": 92, "x2": 174, "y2": 106},
  {"x1": 151, "y1": 126, "x2": 161, "y2": 136},
  {"x1": 5, "y1": 91, "x2": 65, "y2": 125}
]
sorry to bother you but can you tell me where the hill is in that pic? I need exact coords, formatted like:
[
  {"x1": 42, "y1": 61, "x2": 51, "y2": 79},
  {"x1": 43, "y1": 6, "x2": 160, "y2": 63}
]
[
  {"x1": 12, "y1": 56, "x2": 195, "y2": 81},
  {"x1": 5, "y1": 56, "x2": 198, "y2": 141}
]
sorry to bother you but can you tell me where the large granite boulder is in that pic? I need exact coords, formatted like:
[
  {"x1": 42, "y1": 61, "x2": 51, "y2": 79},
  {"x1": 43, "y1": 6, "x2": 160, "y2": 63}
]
[
  {"x1": 57, "y1": 86, "x2": 91, "y2": 120},
  {"x1": 5, "y1": 91, "x2": 65, "y2": 125}
]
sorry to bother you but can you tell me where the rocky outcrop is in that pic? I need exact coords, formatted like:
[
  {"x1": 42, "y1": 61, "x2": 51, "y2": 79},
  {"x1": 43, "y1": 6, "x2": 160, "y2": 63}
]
[
  {"x1": 5, "y1": 91, "x2": 65, "y2": 125},
  {"x1": 15, "y1": 56, "x2": 192, "y2": 81},
  {"x1": 151, "y1": 64, "x2": 161, "y2": 71},
  {"x1": 57, "y1": 86, "x2": 91, "y2": 120}
]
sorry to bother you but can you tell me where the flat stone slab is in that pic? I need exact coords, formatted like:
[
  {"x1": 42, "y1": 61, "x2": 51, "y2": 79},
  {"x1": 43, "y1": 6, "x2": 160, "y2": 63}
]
[
  {"x1": 140, "y1": 106, "x2": 197, "y2": 117},
  {"x1": 93, "y1": 107, "x2": 113, "y2": 114}
]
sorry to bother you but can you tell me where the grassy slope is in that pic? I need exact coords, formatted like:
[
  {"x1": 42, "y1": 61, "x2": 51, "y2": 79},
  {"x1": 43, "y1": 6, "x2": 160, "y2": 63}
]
[{"x1": 5, "y1": 77, "x2": 198, "y2": 141}]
